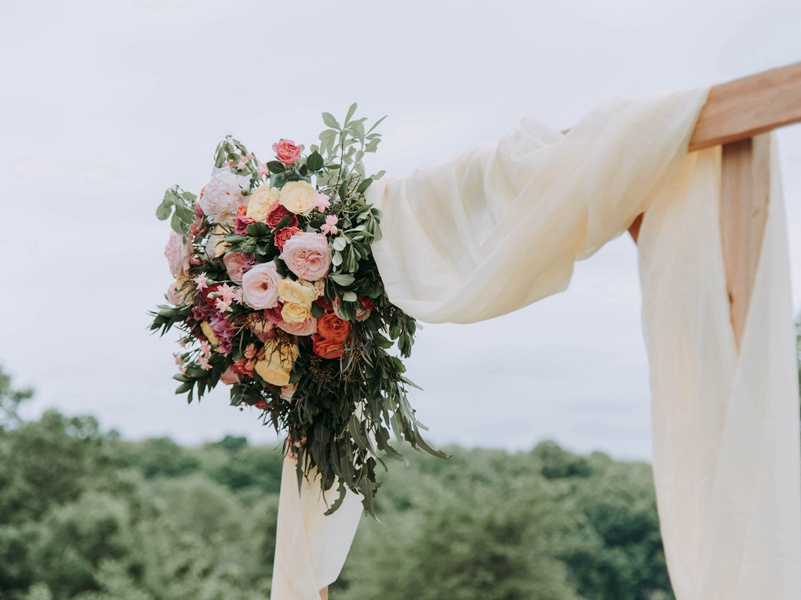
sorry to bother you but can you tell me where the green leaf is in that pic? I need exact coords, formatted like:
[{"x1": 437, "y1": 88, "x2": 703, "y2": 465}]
[
  {"x1": 355, "y1": 178, "x2": 373, "y2": 194},
  {"x1": 342, "y1": 291, "x2": 357, "y2": 302},
  {"x1": 322, "y1": 112, "x2": 340, "y2": 129},
  {"x1": 328, "y1": 273, "x2": 355, "y2": 286},
  {"x1": 344, "y1": 103, "x2": 358, "y2": 125},
  {"x1": 155, "y1": 202, "x2": 171, "y2": 220},
  {"x1": 332, "y1": 236, "x2": 347, "y2": 252},
  {"x1": 306, "y1": 151, "x2": 324, "y2": 172},
  {"x1": 267, "y1": 160, "x2": 285, "y2": 173}
]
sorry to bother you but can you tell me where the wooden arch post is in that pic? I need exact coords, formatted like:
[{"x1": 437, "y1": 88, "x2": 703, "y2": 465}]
[{"x1": 628, "y1": 60, "x2": 801, "y2": 349}]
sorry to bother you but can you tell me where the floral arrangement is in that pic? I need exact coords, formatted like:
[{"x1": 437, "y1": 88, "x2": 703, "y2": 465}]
[{"x1": 150, "y1": 105, "x2": 444, "y2": 515}]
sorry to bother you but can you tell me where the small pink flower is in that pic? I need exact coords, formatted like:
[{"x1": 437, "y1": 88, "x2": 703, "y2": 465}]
[
  {"x1": 321, "y1": 215, "x2": 339, "y2": 236},
  {"x1": 198, "y1": 356, "x2": 211, "y2": 371},
  {"x1": 236, "y1": 153, "x2": 252, "y2": 170},
  {"x1": 199, "y1": 340, "x2": 212, "y2": 358},
  {"x1": 194, "y1": 273, "x2": 210, "y2": 291},
  {"x1": 257, "y1": 162, "x2": 270, "y2": 177},
  {"x1": 273, "y1": 139, "x2": 302, "y2": 165},
  {"x1": 313, "y1": 193, "x2": 331, "y2": 212},
  {"x1": 217, "y1": 283, "x2": 237, "y2": 305},
  {"x1": 215, "y1": 298, "x2": 232, "y2": 313}
]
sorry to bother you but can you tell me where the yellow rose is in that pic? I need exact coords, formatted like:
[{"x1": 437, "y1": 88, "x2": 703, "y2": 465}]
[
  {"x1": 279, "y1": 181, "x2": 316, "y2": 215},
  {"x1": 200, "y1": 321, "x2": 220, "y2": 346},
  {"x1": 254, "y1": 339, "x2": 298, "y2": 386},
  {"x1": 277, "y1": 279, "x2": 316, "y2": 309},
  {"x1": 281, "y1": 302, "x2": 311, "y2": 323},
  {"x1": 205, "y1": 224, "x2": 231, "y2": 259},
  {"x1": 246, "y1": 185, "x2": 281, "y2": 222}
]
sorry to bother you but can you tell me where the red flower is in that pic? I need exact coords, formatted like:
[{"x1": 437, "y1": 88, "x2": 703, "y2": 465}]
[
  {"x1": 317, "y1": 313, "x2": 351, "y2": 343},
  {"x1": 266, "y1": 202, "x2": 299, "y2": 228},
  {"x1": 315, "y1": 296, "x2": 333, "y2": 312},
  {"x1": 274, "y1": 226, "x2": 302, "y2": 251},
  {"x1": 312, "y1": 334, "x2": 346, "y2": 359},
  {"x1": 359, "y1": 297, "x2": 375, "y2": 311}
]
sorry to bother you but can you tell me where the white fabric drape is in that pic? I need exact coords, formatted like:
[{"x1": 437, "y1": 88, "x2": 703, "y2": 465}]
[
  {"x1": 271, "y1": 87, "x2": 801, "y2": 599},
  {"x1": 365, "y1": 88, "x2": 801, "y2": 598},
  {"x1": 270, "y1": 455, "x2": 363, "y2": 599}
]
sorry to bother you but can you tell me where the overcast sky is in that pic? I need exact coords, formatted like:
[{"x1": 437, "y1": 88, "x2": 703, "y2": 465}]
[{"x1": 1, "y1": 0, "x2": 799, "y2": 460}]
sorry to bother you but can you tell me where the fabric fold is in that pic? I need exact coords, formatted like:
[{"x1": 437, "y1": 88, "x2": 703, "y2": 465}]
[{"x1": 364, "y1": 88, "x2": 801, "y2": 598}]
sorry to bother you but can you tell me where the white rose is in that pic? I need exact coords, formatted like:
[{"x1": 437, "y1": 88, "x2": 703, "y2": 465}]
[
  {"x1": 198, "y1": 167, "x2": 251, "y2": 223},
  {"x1": 279, "y1": 181, "x2": 317, "y2": 215}
]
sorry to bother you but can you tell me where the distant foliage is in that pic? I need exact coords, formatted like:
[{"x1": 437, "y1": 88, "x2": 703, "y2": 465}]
[{"x1": 0, "y1": 367, "x2": 674, "y2": 599}]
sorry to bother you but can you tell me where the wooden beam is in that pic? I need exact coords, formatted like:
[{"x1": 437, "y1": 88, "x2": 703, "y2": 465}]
[
  {"x1": 719, "y1": 134, "x2": 772, "y2": 349},
  {"x1": 627, "y1": 62, "x2": 799, "y2": 244},
  {"x1": 689, "y1": 61, "x2": 801, "y2": 151}
]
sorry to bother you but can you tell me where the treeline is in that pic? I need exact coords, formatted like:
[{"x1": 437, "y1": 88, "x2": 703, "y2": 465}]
[{"x1": 0, "y1": 371, "x2": 673, "y2": 600}]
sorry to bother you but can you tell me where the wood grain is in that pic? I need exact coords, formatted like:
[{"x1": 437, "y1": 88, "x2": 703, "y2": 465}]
[
  {"x1": 719, "y1": 134, "x2": 772, "y2": 349},
  {"x1": 689, "y1": 61, "x2": 801, "y2": 151}
]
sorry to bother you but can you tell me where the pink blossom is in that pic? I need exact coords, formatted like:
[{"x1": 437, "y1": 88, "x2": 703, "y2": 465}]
[
  {"x1": 215, "y1": 298, "x2": 232, "y2": 313},
  {"x1": 273, "y1": 139, "x2": 302, "y2": 165},
  {"x1": 223, "y1": 252, "x2": 254, "y2": 284},
  {"x1": 198, "y1": 356, "x2": 211, "y2": 371},
  {"x1": 276, "y1": 316, "x2": 318, "y2": 337},
  {"x1": 312, "y1": 193, "x2": 331, "y2": 212},
  {"x1": 241, "y1": 262, "x2": 281, "y2": 309},
  {"x1": 199, "y1": 340, "x2": 212, "y2": 358},
  {"x1": 165, "y1": 231, "x2": 190, "y2": 277},
  {"x1": 279, "y1": 232, "x2": 332, "y2": 281},
  {"x1": 194, "y1": 273, "x2": 210, "y2": 291},
  {"x1": 257, "y1": 162, "x2": 270, "y2": 177},
  {"x1": 321, "y1": 215, "x2": 339, "y2": 236},
  {"x1": 236, "y1": 153, "x2": 252, "y2": 170},
  {"x1": 217, "y1": 284, "x2": 236, "y2": 303}
]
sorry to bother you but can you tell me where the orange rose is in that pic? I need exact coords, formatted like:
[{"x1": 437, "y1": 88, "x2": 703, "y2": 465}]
[
  {"x1": 312, "y1": 334, "x2": 346, "y2": 359},
  {"x1": 317, "y1": 313, "x2": 351, "y2": 343}
]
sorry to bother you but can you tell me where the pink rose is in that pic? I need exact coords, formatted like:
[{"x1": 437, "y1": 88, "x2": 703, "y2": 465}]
[
  {"x1": 198, "y1": 168, "x2": 251, "y2": 223},
  {"x1": 165, "y1": 231, "x2": 190, "y2": 277},
  {"x1": 241, "y1": 262, "x2": 281, "y2": 309},
  {"x1": 220, "y1": 366, "x2": 241, "y2": 385},
  {"x1": 279, "y1": 232, "x2": 332, "y2": 281},
  {"x1": 266, "y1": 202, "x2": 299, "y2": 228},
  {"x1": 264, "y1": 305, "x2": 284, "y2": 325},
  {"x1": 223, "y1": 252, "x2": 254, "y2": 284},
  {"x1": 274, "y1": 226, "x2": 301, "y2": 252},
  {"x1": 272, "y1": 139, "x2": 302, "y2": 165},
  {"x1": 276, "y1": 316, "x2": 318, "y2": 337}
]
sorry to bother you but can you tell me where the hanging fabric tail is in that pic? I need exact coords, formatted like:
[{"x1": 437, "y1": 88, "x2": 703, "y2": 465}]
[
  {"x1": 270, "y1": 452, "x2": 363, "y2": 600},
  {"x1": 638, "y1": 135, "x2": 801, "y2": 599}
]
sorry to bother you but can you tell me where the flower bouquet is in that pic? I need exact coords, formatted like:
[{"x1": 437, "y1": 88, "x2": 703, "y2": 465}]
[{"x1": 150, "y1": 105, "x2": 444, "y2": 515}]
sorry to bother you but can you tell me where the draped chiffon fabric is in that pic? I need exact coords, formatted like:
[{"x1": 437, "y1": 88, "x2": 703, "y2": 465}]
[{"x1": 271, "y1": 87, "x2": 801, "y2": 599}]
